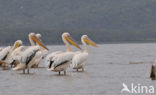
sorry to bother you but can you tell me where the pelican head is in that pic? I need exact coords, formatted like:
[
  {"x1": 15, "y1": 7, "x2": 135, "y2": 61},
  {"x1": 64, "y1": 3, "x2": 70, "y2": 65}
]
[
  {"x1": 29, "y1": 33, "x2": 36, "y2": 39},
  {"x1": 36, "y1": 33, "x2": 42, "y2": 39},
  {"x1": 29, "y1": 33, "x2": 49, "y2": 50},
  {"x1": 62, "y1": 32, "x2": 81, "y2": 50},
  {"x1": 82, "y1": 35, "x2": 98, "y2": 47},
  {"x1": 14, "y1": 40, "x2": 23, "y2": 49}
]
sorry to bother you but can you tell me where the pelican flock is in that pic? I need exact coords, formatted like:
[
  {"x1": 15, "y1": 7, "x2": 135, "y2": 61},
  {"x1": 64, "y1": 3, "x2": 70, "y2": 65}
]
[
  {"x1": 0, "y1": 40, "x2": 23, "y2": 69},
  {"x1": 46, "y1": 32, "x2": 81, "y2": 75},
  {"x1": 0, "y1": 32, "x2": 97, "y2": 75},
  {"x1": 12, "y1": 33, "x2": 48, "y2": 74}
]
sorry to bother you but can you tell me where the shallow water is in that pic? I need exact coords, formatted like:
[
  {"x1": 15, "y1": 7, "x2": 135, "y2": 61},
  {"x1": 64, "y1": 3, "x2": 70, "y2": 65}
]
[{"x1": 0, "y1": 43, "x2": 156, "y2": 95}]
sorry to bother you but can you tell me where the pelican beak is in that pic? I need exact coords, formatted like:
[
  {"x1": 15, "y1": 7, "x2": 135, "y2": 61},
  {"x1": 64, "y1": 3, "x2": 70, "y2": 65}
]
[
  {"x1": 15, "y1": 42, "x2": 20, "y2": 48},
  {"x1": 65, "y1": 36, "x2": 81, "y2": 49},
  {"x1": 31, "y1": 36, "x2": 49, "y2": 50},
  {"x1": 85, "y1": 37, "x2": 98, "y2": 47}
]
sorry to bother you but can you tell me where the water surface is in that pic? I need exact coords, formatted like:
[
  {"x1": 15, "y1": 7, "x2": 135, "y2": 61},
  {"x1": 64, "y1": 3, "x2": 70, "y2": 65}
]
[{"x1": 0, "y1": 43, "x2": 156, "y2": 95}]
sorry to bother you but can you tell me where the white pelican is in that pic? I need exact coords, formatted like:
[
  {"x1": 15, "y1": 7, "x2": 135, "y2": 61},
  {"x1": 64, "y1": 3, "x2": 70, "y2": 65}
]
[
  {"x1": 10, "y1": 33, "x2": 48, "y2": 68},
  {"x1": 31, "y1": 33, "x2": 48, "y2": 68},
  {"x1": 29, "y1": 33, "x2": 48, "y2": 51},
  {"x1": 71, "y1": 35, "x2": 97, "y2": 72},
  {"x1": 13, "y1": 46, "x2": 41, "y2": 74},
  {"x1": 7, "y1": 33, "x2": 40, "y2": 68},
  {"x1": 8, "y1": 46, "x2": 24, "y2": 68},
  {"x1": 12, "y1": 34, "x2": 48, "y2": 74},
  {"x1": 0, "y1": 40, "x2": 23, "y2": 69},
  {"x1": 36, "y1": 33, "x2": 48, "y2": 56},
  {"x1": 47, "y1": 32, "x2": 81, "y2": 75}
]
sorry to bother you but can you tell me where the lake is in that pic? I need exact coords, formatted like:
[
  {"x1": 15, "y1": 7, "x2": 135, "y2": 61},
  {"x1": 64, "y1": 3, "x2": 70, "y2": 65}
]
[{"x1": 0, "y1": 43, "x2": 156, "y2": 95}]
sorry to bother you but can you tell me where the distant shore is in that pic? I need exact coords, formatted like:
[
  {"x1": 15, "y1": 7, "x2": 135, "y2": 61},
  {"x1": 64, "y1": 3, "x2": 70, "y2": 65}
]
[{"x1": 1, "y1": 41, "x2": 156, "y2": 47}]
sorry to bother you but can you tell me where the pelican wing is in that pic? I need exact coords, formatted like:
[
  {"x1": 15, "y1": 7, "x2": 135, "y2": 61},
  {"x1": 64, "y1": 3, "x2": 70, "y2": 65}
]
[
  {"x1": 28, "y1": 51, "x2": 42, "y2": 66},
  {"x1": 72, "y1": 52, "x2": 88, "y2": 68},
  {"x1": 21, "y1": 46, "x2": 39, "y2": 65},
  {"x1": 45, "y1": 51, "x2": 63, "y2": 67},
  {"x1": 11, "y1": 46, "x2": 24, "y2": 56},
  {"x1": 25, "y1": 50, "x2": 38, "y2": 65},
  {"x1": 0, "y1": 46, "x2": 11, "y2": 60},
  {"x1": 8, "y1": 46, "x2": 24, "y2": 64},
  {"x1": 52, "y1": 52, "x2": 74, "y2": 69}
]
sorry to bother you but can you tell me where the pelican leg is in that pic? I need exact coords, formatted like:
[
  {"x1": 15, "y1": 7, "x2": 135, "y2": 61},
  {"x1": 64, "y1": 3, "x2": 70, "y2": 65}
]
[
  {"x1": 59, "y1": 71, "x2": 61, "y2": 75},
  {"x1": 35, "y1": 64, "x2": 38, "y2": 68},
  {"x1": 23, "y1": 69, "x2": 25, "y2": 74},
  {"x1": 82, "y1": 67, "x2": 84, "y2": 72},
  {"x1": 11, "y1": 64, "x2": 13, "y2": 68},
  {"x1": 64, "y1": 70, "x2": 66, "y2": 75},
  {"x1": 27, "y1": 68, "x2": 30, "y2": 74}
]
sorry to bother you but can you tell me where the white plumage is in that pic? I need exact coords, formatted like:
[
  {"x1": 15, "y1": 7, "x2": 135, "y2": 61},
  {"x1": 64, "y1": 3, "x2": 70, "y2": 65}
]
[
  {"x1": 21, "y1": 46, "x2": 39, "y2": 63},
  {"x1": 11, "y1": 46, "x2": 24, "y2": 56},
  {"x1": 71, "y1": 35, "x2": 97, "y2": 71},
  {"x1": 12, "y1": 33, "x2": 48, "y2": 73},
  {"x1": 0, "y1": 40, "x2": 23, "y2": 69},
  {"x1": 13, "y1": 46, "x2": 40, "y2": 73},
  {"x1": 0, "y1": 46, "x2": 11, "y2": 61},
  {"x1": 49, "y1": 52, "x2": 74, "y2": 71},
  {"x1": 30, "y1": 33, "x2": 49, "y2": 68},
  {"x1": 47, "y1": 32, "x2": 81, "y2": 75},
  {"x1": 8, "y1": 46, "x2": 24, "y2": 65},
  {"x1": 45, "y1": 51, "x2": 62, "y2": 66},
  {"x1": 72, "y1": 52, "x2": 88, "y2": 69}
]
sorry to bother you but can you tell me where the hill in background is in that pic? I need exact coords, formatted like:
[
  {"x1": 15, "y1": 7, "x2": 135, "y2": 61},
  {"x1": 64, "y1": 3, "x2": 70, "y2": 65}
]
[{"x1": 0, "y1": 0, "x2": 156, "y2": 45}]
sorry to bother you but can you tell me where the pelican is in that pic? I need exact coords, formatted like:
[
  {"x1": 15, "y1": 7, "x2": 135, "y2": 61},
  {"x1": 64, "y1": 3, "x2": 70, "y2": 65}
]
[
  {"x1": 29, "y1": 33, "x2": 48, "y2": 50},
  {"x1": 0, "y1": 46, "x2": 11, "y2": 66},
  {"x1": 0, "y1": 40, "x2": 23, "y2": 69},
  {"x1": 10, "y1": 33, "x2": 48, "y2": 68},
  {"x1": 71, "y1": 35, "x2": 97, "y2": 72},
  {"x1": 7, "y1": 33, "x2": 39, "y2": 68},
  {"x1": 36, "y1": 33, "x2": 48, "y2": 56},
  {"x1": 31, "y1": 33, "x2": 48, "y2": 68},
  {"x1": 8, "y1": 46, "x2": 24, "y2": 68},
  {"x1": 12, "y1": 34, "x2": 48, "y2": 74},
  {"x1": 47, "y1": 32, "x2": 81, "y2": 75}
]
